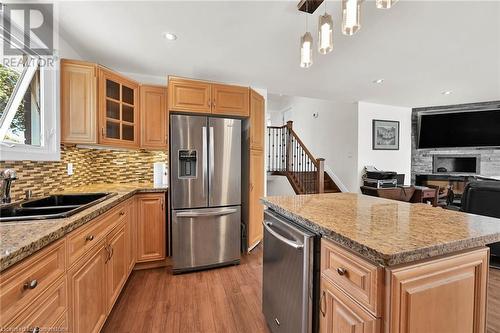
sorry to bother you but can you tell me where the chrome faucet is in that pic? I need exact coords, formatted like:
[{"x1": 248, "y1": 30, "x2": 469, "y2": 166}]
[{"x1": 1, "y1": 169, "x2": 17, "y2": 204}]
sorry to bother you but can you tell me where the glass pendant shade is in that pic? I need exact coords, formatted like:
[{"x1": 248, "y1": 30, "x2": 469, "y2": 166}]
[
  {"x1": 318, "y1": 13, "x2": 333, "y2": 54},
  {"x1": 342, "y1": 0, "x2": 361, "y2": 36},
  {"x1": 376, "y1": 0, "x2": 398, "y2": 9},
  {"x1": 300, "y1": 32, "x2": 313, "y2": 68}
]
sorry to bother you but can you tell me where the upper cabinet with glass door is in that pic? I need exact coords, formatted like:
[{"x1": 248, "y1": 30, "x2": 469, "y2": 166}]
[{"x1": 98, "y1": 68, "x2": 140, "y2": 148}]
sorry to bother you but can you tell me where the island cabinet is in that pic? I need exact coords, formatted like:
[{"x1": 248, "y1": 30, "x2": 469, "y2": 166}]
[
  {"x1": 319, "y1": 238, "x2": 489, "y2": 333},
  {"x1": 168, "y1": 77, "x2": 250, "y2": 117}
]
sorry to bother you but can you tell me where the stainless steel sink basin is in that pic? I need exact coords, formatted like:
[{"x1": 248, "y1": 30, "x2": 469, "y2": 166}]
[{"x1": 0, "y1": 192, "x2": 116, "y2": 222}]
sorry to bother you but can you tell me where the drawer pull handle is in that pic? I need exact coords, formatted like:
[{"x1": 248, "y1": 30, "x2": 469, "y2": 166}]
[
  {"x1": 337, "y1": 267, "x2": 347, "y2": 276},
  {"x1": 23, "y1": 279, "x2": 38, "y2": 290},
  {"x1": 105, "y1": 245, "x2": 111, "y2": 263},
  {"x1": 85, "y1": 235, "x2": 95, "y2": 242},
  {"x1": 119, "y1": 211, "x2": 125, "y2": 216},
  {"x1": 320, "y1": 291, "x2": 326, "y2": 317}
]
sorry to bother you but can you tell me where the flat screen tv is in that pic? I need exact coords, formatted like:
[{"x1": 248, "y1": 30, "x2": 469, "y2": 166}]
[{"x1": 418, "y1": 109, "x2": 500, "y2": 149}]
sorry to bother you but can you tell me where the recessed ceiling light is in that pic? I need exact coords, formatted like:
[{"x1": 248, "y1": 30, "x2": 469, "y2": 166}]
[
  {"x1": 162, "y1": 32, "x2": 177, "y2": 41},
  {"x1": 373, "y1": 79, "x2": 384, "y2": 84},
  {"x1": 442, "y1": 90, "x2": 453, "y2": 95}
]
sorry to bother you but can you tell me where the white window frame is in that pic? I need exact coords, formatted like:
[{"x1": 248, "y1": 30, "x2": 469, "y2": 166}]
[{"x1": 0, "y1": 6, "x2": 60, "y2": 162}]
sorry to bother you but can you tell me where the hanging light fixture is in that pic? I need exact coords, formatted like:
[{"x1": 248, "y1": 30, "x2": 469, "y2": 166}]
[
  {"x1": 342, "y1": 0, "x2": 361, "y2": 36},
  {"x1": 300, "y1": 5, "x2": 313, "y2": 68},
  {"x1": 318, "y1": 2, "x2": 333, "y2": 55},
  {"x1": 300, "y1": 32, "x2": 313, "y2": 68},
  {"x1": 376, "y1": 0, "x2": 398, "y2": 9}
]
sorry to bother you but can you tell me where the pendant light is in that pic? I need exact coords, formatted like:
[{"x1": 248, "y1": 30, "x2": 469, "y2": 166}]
[
  {"x1": 300, "y1": 6, "x2": 313, "y2": 68},
  {"x1": 318, "y1": 2, "x2": 333, "y2": 55},
  {"x1": 342, "y1": 0, "x2": 361, "y2": 36},
  {"x1": 376, "y1": 0, "x2": 398, "y2": 9}
]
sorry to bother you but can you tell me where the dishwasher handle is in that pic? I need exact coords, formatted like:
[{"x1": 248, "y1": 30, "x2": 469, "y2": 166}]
[{"x1": 263, "y1": 221, "x2": 304, "y2": 249}]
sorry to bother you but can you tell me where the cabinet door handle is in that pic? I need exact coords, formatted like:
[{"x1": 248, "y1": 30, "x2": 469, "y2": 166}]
[
  {"x1": 101, "y1": 127, "x2": 105, "y2": 136},
  {"x1": 337, "y1": 267, "x2": 347, "y2": 276},
  {"x1": 85, "y1": 235, "x2": 94, "y2": 242},
  {"x1": 105, "y1": 245, "x2": 111, "y2": 263},
  {"x1": 207, "y1": 99, "x2": 211, "y2": 107},
  {"x1": 161, "y1": 198, "x2": 164, "y2": 210},
  {"x1": 23, "y1": 279, "x2": 38, "y2": 290},
  {"x1": 119, "y1": 211, "x2": 125, "y2": 216},
  {"x1": 31, "y1": 327, "x2": 40, "y2": 333},
  {"x1": 213, "y1": 100, "x2": 216, "y2": 108},
  {"x1": 320, "y1": 290, "x2": 326, "y2": 317}
]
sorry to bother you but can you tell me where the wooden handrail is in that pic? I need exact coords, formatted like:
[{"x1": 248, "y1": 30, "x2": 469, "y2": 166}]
[
  {"x1": 288, "y1": 127, "x2": 319, "y2": 168},
  {"x1": 267, "y1": 120, "x2": 326, "y2": 194}
]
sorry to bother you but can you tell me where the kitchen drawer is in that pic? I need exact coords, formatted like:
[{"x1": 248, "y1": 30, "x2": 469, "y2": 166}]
[
  {"x1": 5, "y1": 276, "x2": 67, "y2": 332},
  {"x1": 320, "y1": 277, "x2": 381, "y2": 333},
  {"x1": 321, "y1": 239, "x2": 383, "y2": 316},
  {"x1": 67, "y1": 202, "x2": 127, "y2": 267},
  {"x1": 0, "y1": 239, "x2": 66, "y2": 326}
]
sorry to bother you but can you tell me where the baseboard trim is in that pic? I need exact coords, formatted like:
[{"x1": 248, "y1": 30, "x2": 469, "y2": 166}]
[{"x1": 133, "y1": 257, "x2": 171, "y2": 270}]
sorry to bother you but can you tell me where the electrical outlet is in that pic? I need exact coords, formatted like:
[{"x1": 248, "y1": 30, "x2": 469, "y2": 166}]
[{"x1": 67, "y1": 163, "x2": 74, "y2": 176}]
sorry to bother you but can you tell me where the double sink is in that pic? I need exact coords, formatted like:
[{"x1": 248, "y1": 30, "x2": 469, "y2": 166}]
[{"x1": 0, "y1": 192, "x2": 116, "y2": 222}]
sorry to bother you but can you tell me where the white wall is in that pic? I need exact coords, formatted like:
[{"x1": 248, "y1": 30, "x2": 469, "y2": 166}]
[
  {"x1": 268, "y1": 96, "x2": 359, "y2": 192},
  {"x1": 357, "y1": 102, "x2": 412, "y2": 188}
]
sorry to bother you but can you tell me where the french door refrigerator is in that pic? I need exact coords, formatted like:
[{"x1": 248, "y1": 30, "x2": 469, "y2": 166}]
[{"x1": 170, "y1": 114, "x2": 241, "y2": 273}]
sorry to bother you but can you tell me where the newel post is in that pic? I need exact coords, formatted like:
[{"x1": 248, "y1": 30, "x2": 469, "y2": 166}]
[
  {"x1": 317, "y1": 158, "x2": 325, "y2": 193},
  {"x1": 286, "y1": 121, "x2": 293, "y2": 173}
]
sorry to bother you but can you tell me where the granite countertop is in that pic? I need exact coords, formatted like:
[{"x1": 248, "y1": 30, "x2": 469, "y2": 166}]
[
  {"x1": 262, "y1": 193, "x2": 500, "y2": 267},
  {"x1": 0, "y1": 183, "x2": 168, "y2": 272}
]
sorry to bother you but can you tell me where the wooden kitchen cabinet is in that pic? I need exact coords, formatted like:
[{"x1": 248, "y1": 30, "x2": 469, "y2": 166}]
[
  {"x1": 168, "y1": 77, "x2": 250, "y2": 117},
  {"x1": 0, "y1": 239, "x2": 66, "y2": 328},
  {"x1": 61, "y1": 59, "x2": 97, "y2": 144},
  {"x1": 106, "y1": 221, "x2": 128, "y2": 310},
  {"x1": 249, "y1": 89, "x2": 265, "y2": 151},
  {"x1": 6, "y1": 277, "x2": 67, "y2": 333},
  {"x1": 136, "y1": 193, "x2": 166, "y2": 263},
  {"x1": 320, "y1": 278, "x2": 380, "y2": 333},
  {"x1": 67, "y1": 239, "x2": 108, "y2": 333},
  {"x1": 140, "y1": 85, "x2": 168, "y2": 149},
  {"x1": 247, "y1": 149, "x2": 265, "y2": 249},
  {"x1": 387, "y1": 247, "x2": 488, "y2": 333},
  {"x1": 168, "y1": 77, "x2": 212, "y2": 113},
  {"x1": 98, "y1": 67, "x2": 140, "y2": 148},
  {"x1": 211, "y1": 83, "x2": 249, "y2": 117}
]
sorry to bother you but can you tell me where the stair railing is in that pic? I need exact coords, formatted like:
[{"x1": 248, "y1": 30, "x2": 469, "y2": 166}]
[{"x1": 267, "y1": 121, "x2": 324, "y2": 194}]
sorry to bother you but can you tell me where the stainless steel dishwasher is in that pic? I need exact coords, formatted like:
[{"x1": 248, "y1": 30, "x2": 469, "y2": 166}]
[{"x1": 262, "y1": 209, "x2": 319, "y2": 333}]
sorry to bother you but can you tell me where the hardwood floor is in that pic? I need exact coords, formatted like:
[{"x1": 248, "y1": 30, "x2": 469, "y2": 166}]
[
  {"x1": 103, "y1": 247, "x2": 500, "y2": 333},
  {"x1": 489, "y1": 268, "x2": 500, "y2": 333},
  {"x1": 102, "y1": 246, "x2": 270, "y2": 333}
]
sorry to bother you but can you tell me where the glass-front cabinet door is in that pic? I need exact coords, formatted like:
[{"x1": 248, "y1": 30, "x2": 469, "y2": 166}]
[{"x1": 99, "y1": 68, "x2": 139, "y2": 147}]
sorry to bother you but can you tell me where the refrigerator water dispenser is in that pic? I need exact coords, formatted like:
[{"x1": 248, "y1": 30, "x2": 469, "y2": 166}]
[{"x1": 178, "y1": 150, "x2": 197, "y2": 178}]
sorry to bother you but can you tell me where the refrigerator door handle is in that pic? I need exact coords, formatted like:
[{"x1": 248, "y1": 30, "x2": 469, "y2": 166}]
[
  {"x1": 209, "y1": 126, "x2": 215, "y2": 196},
  {"x1": 202, "y1": 126, "x2": 208, "y2": 195},
  {"x1": 176, "y1": 208, "x2": 238, "y2": 218}
]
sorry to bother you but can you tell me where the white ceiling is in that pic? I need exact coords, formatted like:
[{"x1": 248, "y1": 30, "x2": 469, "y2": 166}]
[{"x1": 58, "y1": 1, "x2": 500, "y2": 108}]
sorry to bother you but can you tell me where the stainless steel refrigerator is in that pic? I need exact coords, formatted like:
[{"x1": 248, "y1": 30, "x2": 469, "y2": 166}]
[{"x1": 170, "y1": 114, "x2": 241, "y2": 273}]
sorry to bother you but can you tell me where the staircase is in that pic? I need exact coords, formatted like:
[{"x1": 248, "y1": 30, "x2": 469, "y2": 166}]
[{"x1": 267, "y1": 121, "x2": 341, "y2": 195}]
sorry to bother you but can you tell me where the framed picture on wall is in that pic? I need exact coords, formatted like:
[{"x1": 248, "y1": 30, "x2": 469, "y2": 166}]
[{"x1": 372, "y1": 119, "x2": 399, "y2": 150}]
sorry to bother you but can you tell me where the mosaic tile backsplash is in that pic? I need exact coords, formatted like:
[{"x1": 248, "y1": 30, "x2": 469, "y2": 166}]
[{"x1": 0, "y1": 145, "x2": 167, "y2": 201}]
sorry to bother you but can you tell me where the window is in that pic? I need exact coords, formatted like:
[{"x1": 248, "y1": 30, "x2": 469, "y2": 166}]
[
  {"x1": 0, "y1": 55, "x2": 59, "y2": 161},
  {"x1": 0, "y1": 57, "x2": 42, "y2": 146}
]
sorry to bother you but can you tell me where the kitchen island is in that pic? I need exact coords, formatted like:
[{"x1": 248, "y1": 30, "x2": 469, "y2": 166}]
[{"x1": 261, "y1": 193, "x2": 500, "y2": 333}]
